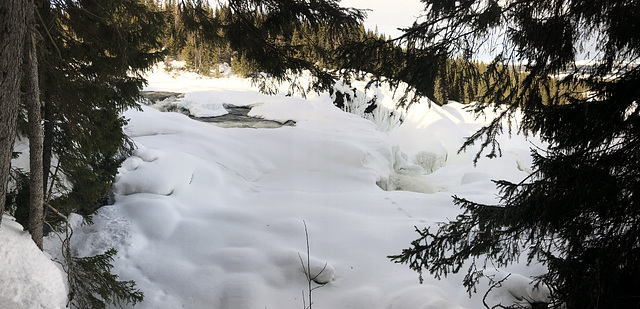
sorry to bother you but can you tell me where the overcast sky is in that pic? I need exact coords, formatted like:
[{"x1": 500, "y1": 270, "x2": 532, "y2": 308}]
[
  {"x1": 339, "y1": 0, "x2": 424, "y2": 38},
  {"x1": 338, "y1": 1, "x2": 602, "y2": 61}
]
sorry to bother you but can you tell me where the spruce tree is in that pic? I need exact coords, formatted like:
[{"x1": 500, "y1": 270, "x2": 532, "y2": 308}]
[
  {"x1": 162, "y1": 1, "x2": 371, "y2": 86},
  {"x1": 385, "y1": 1, "x2": 640, "y2": 308},
  {"x1": 34, "y1": 0, "x2": 165, "y2": 222},
  {"x1": 12, "y1": 1, "x2": 162, "y2": 307},
  {"x1": 0, "y1": 0, "x2": 27, "y2": 227},
  {"x1": 220, "y1": 0, "x2": 365, "y2": 92},
  {"x1": 67, "y1": 248, "x2": 144, "y2": 309}
]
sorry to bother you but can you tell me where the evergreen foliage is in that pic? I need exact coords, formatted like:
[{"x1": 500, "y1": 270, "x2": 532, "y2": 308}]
[
  {"x1": 386, "y1": 0, "x2": 640, "y2": 308},
  {"x1": 223, "y1": 0, "x2": 363, "y2": 86},
  {"x1": 161, "y1": 1, "x2": 234, "y2": 75},
  {"x1": 67, "y1": 248, "x2": 144, "y2": 309},
  {"x1": 6, "y1": 169, "x2": 30, "y2": 227},
  {"x1": 8, "y1": 0, "x2": 163, "y2": 304},
  {"x1": 160, "y1": 0, "x2": 365, "y2": 91},
  {"x1": 35, "y1": 0, "x2": 164, "y2": 223}
]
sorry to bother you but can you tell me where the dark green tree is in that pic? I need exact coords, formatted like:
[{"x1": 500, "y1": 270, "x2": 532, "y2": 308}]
[
  {"x1": 160, "y1": 0, "x2": 188, "y2": 60},
  {"x1": 220, "y1": 0, "x2": 365, "y2": 93},
  {"x1": 386, "y1": 1, "x2": 640, "y2": 308},
  {"x1": 67, "y1": 248, "x2": 144, "y2": 309},
  {"x1": 164, "y1": 1, "x2": 231, "y2": 75},
  {"x1": 34, "y1": 0, "x2": 165, "y2": 223},
  {"x1": 161, "y1": 1, "x2": 374, "y2": 83},
  {"x1": 2, "y1": 0, "x2": 160, "y2": 307}
]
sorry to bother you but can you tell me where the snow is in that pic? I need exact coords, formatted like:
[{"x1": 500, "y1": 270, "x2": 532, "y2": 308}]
[
  {"x1": 174, "y1": 91, "x2": 229, "y2": 117},
  {"x1": 5, "y1": 65, "x2": 549, "y2": 308},
  {"x1": 0, "y1": 216, "x2": 67, "y2": 309},
  {"x1": 482, "y1": 269, "x2": 551, "y2": 307}
]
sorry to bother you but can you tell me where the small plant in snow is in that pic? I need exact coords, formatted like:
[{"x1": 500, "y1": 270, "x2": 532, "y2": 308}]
[{"x1": 298, "y1": 221, "x2": 329, "y2": 309}]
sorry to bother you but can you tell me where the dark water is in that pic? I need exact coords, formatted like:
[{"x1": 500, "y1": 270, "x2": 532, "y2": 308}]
[{"x1": 140, "y1": 91, "x2": 295, "y2": 129}]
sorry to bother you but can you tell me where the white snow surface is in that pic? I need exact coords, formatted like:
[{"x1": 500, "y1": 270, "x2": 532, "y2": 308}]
[
  {"x1": 36, "y1": 67, "x2": 549, "y2": 309},
  {"x1": 0, "y1": 216, "x2": 67, "y2": 309}
]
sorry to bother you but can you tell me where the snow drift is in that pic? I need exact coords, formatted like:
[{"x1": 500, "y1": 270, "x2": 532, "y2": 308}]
[{"x1": 0, "y1": 216, "x2": 67, "y2": 309}]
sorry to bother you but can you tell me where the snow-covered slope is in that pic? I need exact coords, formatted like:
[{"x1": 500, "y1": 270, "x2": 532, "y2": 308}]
[
  {"x1": 0, "y1": 216, "x2": 67, "y2": 309},
  {"x1": 39, "y1": 67, "x2": 548, "y2": 309}
]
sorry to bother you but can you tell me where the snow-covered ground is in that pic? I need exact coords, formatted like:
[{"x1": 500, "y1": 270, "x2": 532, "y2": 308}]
[
  {"x1": 3, "y1": 65, "x2": 550, "y2": 308},
  {"x1": 0, "y1": 216, "x2": 67, "y2": 309}
]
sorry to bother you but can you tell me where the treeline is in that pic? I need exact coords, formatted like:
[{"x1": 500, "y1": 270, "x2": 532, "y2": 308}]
[
  {"x1": 432, "y1": 59, "x2": 589, "y2": 105},
  {"x1": 160, "y1": 1, "x2": 233, "y2": 75},
  {"x1": 157, "y1": 1, "x2": 587, "y2": 108},
  {"x1": 158, "y1": 1, "x2": 390, "y2": 77},
  {"x1": 336, "y1": 34, "x2": 590, "y2": 107}
]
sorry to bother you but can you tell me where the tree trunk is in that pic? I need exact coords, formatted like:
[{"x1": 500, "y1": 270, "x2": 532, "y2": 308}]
[
  {"x1": 25, "y1": 0, "x2": 44, "y2": 249},
  {"x1": 40, "y1": 0, "x2": 54, "y2": 199},
  {"x1": 0, "y1": 0, "x2": 28, "y2": 227},
  {"x1": 42, "y1": 89, "x2": 54, "y2": 199}
]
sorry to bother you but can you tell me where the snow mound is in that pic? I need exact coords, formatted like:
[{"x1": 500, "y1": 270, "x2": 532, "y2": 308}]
[
  {"x1": 0, "y1": 216, "x2": 67, "y2": 309},
  {"x1": 115, "y1": 148, "x2": 195, "y2": 196},
  {"x1": 298, "y1": 253, "x2": 336, "y2": 284},
  {"x1": 390, "y1": 102, "x2": 481, "y2": 167},
  {"x1": 415, "y1": 147, "x2": 447, "y2": 174},
  {"x1": 385, "y1": 284, "x2": 466, "y2": 309},
  {"x1": 482, "y1": 269, "x2": 551, "y2": 307},
  {"x1": 174, "y1": 91, "x2": 229, "y2": 117}
]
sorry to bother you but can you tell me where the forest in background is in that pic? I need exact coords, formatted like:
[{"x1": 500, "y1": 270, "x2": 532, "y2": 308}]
[{"x1": 159, "y1": 1, "x2": 588, "y2": 106}]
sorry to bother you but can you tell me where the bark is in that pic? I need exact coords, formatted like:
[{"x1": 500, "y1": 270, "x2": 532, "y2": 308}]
[
  {"x1": 0, "y1": 0, "x2": 28, "y2": 227},
  {"x1": 43, "y1": 90, "x2": 53, "y2": 199},
  {"x1": 41, "y1": 0, "x2": 54, "y2": 198},
  {"x1": 25, "y1": 0, "x2": 44, "y2": 249}
]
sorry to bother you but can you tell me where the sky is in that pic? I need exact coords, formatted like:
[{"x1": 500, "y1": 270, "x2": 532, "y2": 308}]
[
  {"x1": 337, "y1": 0, "x2": 497, "y2": 61},
  {"x1": 206, "y1": 0, "x2": 595, "y2": 61},
  {"x1": 338, "y1": 0, "x2": 597, "y2": 61},
  {"x1": 209, "y1": 0, "x2": 425, "y2": 38},
  {"x1": 339, "y1": 0, "x2": 425, "y2": 38}
]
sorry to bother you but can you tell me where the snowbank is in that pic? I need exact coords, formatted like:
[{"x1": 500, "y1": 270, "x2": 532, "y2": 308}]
[{"x1": 0, "y1": 216, "x2": 67, "y2": 309}]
